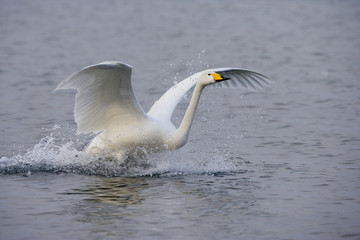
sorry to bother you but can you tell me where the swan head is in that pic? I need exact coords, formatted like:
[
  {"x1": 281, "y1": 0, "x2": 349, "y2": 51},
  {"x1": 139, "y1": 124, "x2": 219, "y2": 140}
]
[{"x1": 199, "y1": 70, "x2": 230, "y2": 86}]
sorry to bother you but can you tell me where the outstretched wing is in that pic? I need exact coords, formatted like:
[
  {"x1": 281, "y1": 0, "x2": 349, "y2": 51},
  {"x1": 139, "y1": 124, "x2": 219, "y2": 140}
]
[
  {"x1": 55, "y1": 61, "x2": 147, "y2": 134},
  {"x1": 147, "y1": 72, "x2": 201, "y2": 122},
  {"x1": 148, "y1": 68, "x2": 271, "y2": 122},
  {"x1": 211, "y1": 68, "x2": 272, "y2": 90}
]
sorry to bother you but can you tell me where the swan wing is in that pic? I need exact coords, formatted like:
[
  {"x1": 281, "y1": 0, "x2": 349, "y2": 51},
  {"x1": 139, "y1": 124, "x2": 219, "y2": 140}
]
[
  {"x1": 147, "y1": 72, "x2": 201, "y2": 121},
  {"x1": 148, "y1": 68, "x2": 271, "y2": 122},
  {"x1": 55, "y1": 61, "x2": 147, "y2": 134},
  {"x1": 211, "y1": 68, "x2": 272, "y2": 90}
]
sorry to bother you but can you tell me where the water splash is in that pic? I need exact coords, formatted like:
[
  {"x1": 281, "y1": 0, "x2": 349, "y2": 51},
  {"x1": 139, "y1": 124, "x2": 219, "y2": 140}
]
[{"x1": 0, "y1": 126, "x2": 246, "y2": 177}]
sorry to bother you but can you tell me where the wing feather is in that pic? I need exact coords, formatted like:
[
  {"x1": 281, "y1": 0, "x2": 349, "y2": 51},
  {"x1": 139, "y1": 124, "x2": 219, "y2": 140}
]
[
  {"x1": 211, "y1": 68, "x2": 272, "y2": 90},
  {"x1": 55, "y1": 61, "x2": 146, "y2": 134},
  {"x1": 242, "y1": 72, "x2": 267, "y2": 88},
  {"x1": 147, "y1": 72, "x2": 201, "y2": 121}
]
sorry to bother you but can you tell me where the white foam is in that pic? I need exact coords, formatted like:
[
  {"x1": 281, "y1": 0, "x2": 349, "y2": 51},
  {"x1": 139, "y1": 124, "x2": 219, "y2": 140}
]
[{"x1": 0, "y1": 126, "x2": 246, "y2": 177}]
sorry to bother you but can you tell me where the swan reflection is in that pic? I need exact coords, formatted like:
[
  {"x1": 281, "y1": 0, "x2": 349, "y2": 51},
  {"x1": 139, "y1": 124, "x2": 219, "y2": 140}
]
[{"x1": 70, "y1": 177, "x2": 149, "y2": 206}]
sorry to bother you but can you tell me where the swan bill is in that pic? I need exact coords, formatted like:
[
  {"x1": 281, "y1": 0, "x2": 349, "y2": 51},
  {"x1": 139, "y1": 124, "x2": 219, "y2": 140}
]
[{"x1": 211, "y1": 73, "x2": 230, "y2": 82}]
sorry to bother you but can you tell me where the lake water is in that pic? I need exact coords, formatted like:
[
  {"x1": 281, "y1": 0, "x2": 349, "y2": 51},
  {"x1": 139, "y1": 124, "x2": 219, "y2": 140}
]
[{"x1": 1, "y1": 0, "x2": 360, "y2": 239}]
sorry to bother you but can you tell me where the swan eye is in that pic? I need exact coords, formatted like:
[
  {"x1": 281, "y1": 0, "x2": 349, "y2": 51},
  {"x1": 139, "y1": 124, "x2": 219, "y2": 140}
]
[{"x1": 208, "y1": 73, "x2": 211, "y2": 76}]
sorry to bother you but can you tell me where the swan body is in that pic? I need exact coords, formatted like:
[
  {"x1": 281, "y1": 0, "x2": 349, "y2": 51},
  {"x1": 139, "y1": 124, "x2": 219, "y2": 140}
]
[{"x1": 56, "y1": 61, "x2": 270, "y2": 160}]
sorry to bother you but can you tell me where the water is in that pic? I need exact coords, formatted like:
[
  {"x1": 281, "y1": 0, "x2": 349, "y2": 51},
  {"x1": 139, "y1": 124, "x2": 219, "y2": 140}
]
[{"x1": 1, "y1": 0, "x2": 360, "y2": 239}]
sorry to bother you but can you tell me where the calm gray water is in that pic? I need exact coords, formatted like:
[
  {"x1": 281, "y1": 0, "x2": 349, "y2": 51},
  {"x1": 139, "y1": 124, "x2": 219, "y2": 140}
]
[{"x1": 1, "y1": 0, "x2": 360, "y2": 239}]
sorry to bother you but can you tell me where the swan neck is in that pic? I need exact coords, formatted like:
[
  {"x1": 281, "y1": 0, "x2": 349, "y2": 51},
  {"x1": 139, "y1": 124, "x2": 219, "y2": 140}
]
[{"x1": 174, "y1": 83, "x2": 205, "y2": 146}]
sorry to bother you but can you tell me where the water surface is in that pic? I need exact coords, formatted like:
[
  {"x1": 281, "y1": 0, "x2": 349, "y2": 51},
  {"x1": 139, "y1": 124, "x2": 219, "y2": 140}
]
[{"x1": 1, "y1": 0, "x2": 360, "y2": 239}]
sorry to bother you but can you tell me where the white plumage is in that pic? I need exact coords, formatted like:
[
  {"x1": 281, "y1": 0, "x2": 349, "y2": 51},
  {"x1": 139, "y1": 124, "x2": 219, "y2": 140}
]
[{"x1": 56, "y1": 61, "x2": 270, "y2": 160}]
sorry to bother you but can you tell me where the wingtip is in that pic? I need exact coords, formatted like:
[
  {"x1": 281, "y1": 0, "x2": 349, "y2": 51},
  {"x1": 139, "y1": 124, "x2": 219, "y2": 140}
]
[
  {"x1": 53, "y1": 61, "x2": 134, "y2": 92},
  {"x1": 96, "y1": 61, "x2": 133, "y2": 70}
]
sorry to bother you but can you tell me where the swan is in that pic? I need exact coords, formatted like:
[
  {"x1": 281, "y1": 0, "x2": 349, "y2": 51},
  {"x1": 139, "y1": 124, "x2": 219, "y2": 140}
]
[{"x1": 55, "y1": 61, "x2": 270, "y2": 160}]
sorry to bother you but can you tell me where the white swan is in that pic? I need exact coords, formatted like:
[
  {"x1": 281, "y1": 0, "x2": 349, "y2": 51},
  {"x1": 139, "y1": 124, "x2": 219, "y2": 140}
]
[{"x1": 56, "y1": 61, "x2": 270, "y2": 160}]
